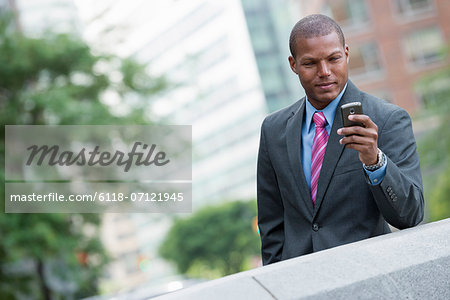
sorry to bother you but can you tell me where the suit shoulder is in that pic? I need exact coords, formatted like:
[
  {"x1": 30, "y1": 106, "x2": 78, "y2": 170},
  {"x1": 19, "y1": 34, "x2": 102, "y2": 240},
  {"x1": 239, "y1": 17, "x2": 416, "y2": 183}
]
[
  {"x1": 361, "y1": 91, "x2": 404, "y2": 113},
  {"x1": 360, "y1": 91, "x2": 411, "y2": 127},
  {"x1": 262, "y1": 98, "x2": 304, "y2": 128}
]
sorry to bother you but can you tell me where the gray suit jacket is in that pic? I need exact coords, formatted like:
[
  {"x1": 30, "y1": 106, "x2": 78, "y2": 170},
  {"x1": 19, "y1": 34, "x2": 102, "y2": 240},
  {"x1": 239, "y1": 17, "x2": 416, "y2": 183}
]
[{"x1": 257, "y1": 80, "x2": 424, "y2": 265}]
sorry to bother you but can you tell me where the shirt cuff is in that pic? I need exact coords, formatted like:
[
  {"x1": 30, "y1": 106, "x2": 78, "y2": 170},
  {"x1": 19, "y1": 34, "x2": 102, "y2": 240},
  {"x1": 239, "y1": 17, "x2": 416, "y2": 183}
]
[{"x1": 363, "y1": 158, "x2": 387, "y2": 185}]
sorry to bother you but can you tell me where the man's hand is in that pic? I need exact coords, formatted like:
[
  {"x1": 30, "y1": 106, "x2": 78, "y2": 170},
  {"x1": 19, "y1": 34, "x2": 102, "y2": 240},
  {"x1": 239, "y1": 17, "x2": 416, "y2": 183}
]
[{"x1": 337, "y1": 114, "x2": 379, "y2": 165}]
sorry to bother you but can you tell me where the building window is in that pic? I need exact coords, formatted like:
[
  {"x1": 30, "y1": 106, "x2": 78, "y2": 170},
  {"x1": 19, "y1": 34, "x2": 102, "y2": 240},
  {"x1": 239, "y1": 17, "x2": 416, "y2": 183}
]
[
  {"x1": 403, "y1": 27, "x2": 445, "y2": 67},
  {"x1": 349, "y1": 42, "x2": 383, "y2": 78},
  {"x1": 325, "y1": 0, "x2": 370, "y2": 30},
  {"x1": 393, "y1": 0, "x2": 433, "y2": 17}
]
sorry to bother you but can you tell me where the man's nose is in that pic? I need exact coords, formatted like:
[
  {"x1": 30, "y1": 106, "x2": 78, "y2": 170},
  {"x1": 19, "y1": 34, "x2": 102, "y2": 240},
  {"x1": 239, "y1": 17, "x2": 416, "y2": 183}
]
[{"x1": 317, "y1": 61, "x2": 331, "y2": 77}]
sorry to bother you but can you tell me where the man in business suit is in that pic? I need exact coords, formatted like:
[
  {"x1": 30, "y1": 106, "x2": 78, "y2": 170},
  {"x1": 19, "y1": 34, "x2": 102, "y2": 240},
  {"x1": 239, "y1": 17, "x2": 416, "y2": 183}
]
[{"x1": 257, "y1": 14, "x2": 424, "y2": 265}]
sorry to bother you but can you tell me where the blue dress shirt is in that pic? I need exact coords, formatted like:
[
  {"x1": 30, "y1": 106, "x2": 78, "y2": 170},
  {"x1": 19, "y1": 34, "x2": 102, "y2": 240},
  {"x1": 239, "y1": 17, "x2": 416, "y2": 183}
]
[{"x1": 301, "y1": 83, "x2": 386, "y2": 188}]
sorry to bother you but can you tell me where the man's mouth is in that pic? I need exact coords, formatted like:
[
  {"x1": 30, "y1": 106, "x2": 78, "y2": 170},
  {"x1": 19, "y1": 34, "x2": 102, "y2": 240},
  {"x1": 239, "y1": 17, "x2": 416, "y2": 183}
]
[{"x1": 316, "y1": 82, "x2": 335, "y2": 89}]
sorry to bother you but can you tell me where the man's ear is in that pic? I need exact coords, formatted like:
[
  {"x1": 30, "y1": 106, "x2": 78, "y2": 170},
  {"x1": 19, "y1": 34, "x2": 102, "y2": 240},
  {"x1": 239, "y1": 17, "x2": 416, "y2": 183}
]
[
  {"x1": 288, "y1": 56, "x2": 298, "y2": 74},
  {"x1": 344, "y1": 44, "x2": 349, "y2": 64}
]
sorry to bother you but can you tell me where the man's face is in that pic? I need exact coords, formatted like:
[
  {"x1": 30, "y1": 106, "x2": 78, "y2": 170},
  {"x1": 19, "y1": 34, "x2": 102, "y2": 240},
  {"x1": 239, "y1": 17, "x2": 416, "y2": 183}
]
[{"x1": 288, "y1": 31, "x2": 349, "y2": 110}]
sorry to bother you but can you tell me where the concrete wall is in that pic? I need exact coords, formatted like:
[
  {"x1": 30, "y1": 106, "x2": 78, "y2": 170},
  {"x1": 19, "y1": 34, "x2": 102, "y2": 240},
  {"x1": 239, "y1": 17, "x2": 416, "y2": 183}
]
[{"x1": 154, "y1": 218, "x2": 450, "y2": 300}]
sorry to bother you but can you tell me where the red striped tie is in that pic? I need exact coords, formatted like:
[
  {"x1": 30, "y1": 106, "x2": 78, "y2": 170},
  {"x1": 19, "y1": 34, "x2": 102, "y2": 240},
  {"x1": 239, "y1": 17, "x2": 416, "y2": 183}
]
[{"x1": 311, "y1": 112, "x2": 329, "y2": 206}]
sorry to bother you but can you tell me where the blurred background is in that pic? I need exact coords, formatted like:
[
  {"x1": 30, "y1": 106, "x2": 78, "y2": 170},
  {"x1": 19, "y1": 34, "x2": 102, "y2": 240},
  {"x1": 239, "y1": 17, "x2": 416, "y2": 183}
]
[{"x1": 0, "y1": 0, "x2": 449, "y2": 299}]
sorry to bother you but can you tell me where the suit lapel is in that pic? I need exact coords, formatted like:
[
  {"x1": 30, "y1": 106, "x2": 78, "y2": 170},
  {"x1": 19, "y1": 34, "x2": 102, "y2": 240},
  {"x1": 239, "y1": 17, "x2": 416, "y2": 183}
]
[
  {"x1": 286, "y1": 98, "x2": 314, "y2": 217},
  {"x1": 313, "y1": 81, "x2": 361, "y2": 217}
]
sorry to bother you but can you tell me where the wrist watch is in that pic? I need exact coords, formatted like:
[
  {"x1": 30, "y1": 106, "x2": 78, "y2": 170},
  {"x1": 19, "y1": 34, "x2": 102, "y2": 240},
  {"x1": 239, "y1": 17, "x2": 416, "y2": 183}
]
[{"x1": 363, "y1": 149, "x2": 385, "y2": 171}]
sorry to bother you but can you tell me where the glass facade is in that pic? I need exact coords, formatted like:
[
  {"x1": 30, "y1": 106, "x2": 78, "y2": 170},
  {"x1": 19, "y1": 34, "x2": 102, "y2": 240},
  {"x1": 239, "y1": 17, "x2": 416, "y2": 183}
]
[
  {"x1": 127, "y1": 0, "x2": 270, "y2": 207},
  {"x1": 241, "y1": 0, "x2": 303, "y2": 112}
]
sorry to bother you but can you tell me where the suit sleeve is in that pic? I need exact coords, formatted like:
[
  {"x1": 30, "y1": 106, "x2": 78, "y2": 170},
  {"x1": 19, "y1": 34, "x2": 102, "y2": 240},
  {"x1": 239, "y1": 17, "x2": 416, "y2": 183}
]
[
  {"x1": 257, "y1": 120, "x2": 285, "y2": 265},
  {"x1": 368, "y1": 108, "x2": 424, "y2": 229}
]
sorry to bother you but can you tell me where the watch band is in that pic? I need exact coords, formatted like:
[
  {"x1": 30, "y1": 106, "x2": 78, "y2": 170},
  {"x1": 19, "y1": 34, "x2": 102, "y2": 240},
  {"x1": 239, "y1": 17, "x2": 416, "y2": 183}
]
[{"x1": 363, "y1": 149, "x2": 385, "y2": 171}]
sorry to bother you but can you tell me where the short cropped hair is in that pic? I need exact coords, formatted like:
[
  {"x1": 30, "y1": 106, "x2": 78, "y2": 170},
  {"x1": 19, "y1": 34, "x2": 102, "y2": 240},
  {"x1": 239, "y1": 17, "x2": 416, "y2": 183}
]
[{"x1": 289, "y1": 14, "x2": 345, "y2": 58}]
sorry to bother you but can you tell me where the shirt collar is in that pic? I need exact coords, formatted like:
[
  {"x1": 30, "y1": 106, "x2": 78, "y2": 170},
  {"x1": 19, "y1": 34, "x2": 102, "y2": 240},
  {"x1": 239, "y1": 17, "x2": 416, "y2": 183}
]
[{"x1": 305, "y1": 82, "x2": 348, "y2": 133}]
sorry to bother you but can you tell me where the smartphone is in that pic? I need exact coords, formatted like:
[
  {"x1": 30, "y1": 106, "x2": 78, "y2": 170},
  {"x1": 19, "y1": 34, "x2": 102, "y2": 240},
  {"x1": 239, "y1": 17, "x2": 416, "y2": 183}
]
[{"x1": 341, "y1": 102, "x2": 364, "y2": 127}]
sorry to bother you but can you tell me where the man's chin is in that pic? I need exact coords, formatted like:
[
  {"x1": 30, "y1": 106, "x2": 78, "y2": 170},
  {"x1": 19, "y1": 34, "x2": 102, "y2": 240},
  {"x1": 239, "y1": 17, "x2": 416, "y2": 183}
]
[{"x1": 314, "y1": 92, "x2": 339, "y2": 103}]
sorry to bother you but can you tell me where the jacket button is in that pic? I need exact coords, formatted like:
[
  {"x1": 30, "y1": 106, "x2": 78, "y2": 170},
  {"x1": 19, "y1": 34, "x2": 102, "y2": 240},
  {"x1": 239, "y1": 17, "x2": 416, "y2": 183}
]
[{"x1": 312, "y1": 223, "x2": 319, "y2": 231}]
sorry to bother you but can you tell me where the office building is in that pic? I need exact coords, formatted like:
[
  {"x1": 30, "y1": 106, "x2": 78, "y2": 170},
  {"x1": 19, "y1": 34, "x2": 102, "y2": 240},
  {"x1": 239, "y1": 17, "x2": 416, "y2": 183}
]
[
  {"x1": 241, "y1": 0, "x2": 303, "y2": 112},
  {"x1": 291, "y1": 0, "x2": 450, "y2": 113},
  {"x1": 75, "y1": 0, "x2": 299, "y2": 291}
]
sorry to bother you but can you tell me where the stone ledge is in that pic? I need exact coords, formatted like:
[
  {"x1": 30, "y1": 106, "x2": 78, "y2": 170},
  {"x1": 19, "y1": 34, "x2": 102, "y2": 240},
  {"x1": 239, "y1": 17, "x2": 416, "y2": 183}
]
[{"x1": 154, "y1": 218, "x2": 450, "y2": 300}]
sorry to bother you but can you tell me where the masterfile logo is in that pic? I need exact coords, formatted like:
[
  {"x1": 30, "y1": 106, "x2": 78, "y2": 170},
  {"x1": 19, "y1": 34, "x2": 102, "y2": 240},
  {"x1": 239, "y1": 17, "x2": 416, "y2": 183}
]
[
  {"x1": 6, "y1": 125, "x2": 191, "y2": 181},
  {"x1": 26, "y1": 142, "x2": 170, "y2": 172}
]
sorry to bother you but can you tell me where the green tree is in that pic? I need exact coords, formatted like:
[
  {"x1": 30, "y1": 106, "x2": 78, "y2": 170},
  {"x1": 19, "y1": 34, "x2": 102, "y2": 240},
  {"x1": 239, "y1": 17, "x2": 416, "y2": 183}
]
[
  {"x1": 0, "y1": 14, "x2": 167, "y2": 299},
  {"x1": 159, "y1": 200, "x2": 260, "y2": 279},
  {"x1": 415, "y1": 65, "x2": 450, "y2": 222}
]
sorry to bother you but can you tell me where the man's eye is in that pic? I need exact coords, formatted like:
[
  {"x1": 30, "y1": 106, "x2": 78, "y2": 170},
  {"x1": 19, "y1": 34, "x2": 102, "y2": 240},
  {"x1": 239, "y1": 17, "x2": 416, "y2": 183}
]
[
  {"x1": 302, "y1": 62, "x2": 314, "y2": 66},
  {"x1": 330, "y1": 56, "x2": 341, "y2": 61}
]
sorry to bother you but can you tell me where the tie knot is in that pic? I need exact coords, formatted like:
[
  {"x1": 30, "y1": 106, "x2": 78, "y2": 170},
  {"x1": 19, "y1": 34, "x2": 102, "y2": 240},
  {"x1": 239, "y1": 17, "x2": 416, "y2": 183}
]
[{"x1": 313, "y1": 112, "x2": 327, "y2": 128}]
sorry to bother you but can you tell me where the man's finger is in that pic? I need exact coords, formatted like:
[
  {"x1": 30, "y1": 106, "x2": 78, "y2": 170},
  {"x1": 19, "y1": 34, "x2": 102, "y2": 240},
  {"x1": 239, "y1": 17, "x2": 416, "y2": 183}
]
[
  {"x1": 348, "y1": 114, "x2": 377, "y2": 129},
  {"x1": 337, "y1": 126, "x2": 377, "y2": 138},
  {"x1": 339, "y1": 135, "x2": 375, "y2": 146}
]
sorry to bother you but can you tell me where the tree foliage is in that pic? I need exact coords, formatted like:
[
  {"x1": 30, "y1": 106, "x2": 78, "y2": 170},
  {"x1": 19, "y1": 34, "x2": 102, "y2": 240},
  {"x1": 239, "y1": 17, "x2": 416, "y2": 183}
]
[
  {"x1": 0, "y1": 13, "x2": 167, "y2": 299},
  {"x1": 159, "y1": 200, "x2": 260, "y2": 279},
  {"x1": 415, "y1": 64, "x2": 450, "y2": 222}
]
